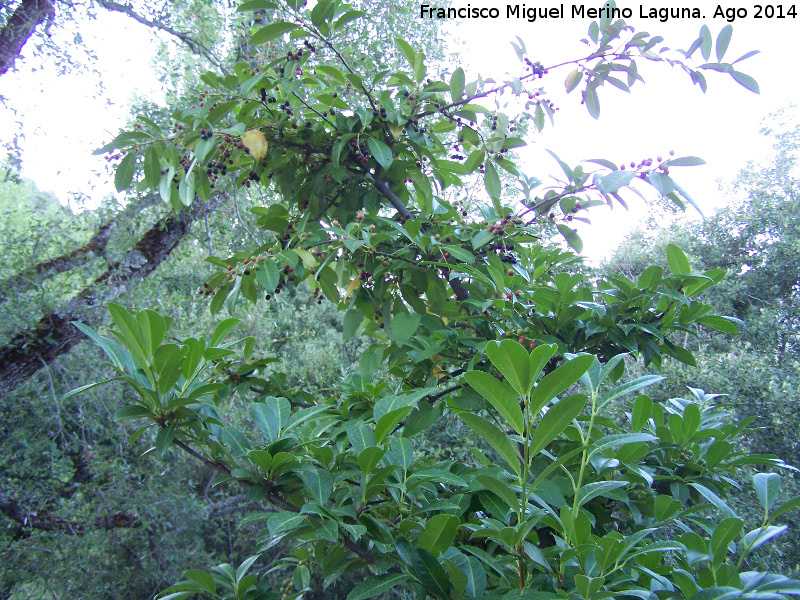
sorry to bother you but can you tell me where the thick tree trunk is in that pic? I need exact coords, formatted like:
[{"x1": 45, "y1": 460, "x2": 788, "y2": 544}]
[
  {"x1": 0, "y1": 0, "x2": 55, "y2": 77},
  {"x1": 0, "y1": 196, "x2": 223, "y2": 399},
  {"x1": 0, "y1": 194, "x2": 161, "y2": 301}
]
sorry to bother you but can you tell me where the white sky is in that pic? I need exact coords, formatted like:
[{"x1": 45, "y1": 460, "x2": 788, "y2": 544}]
[
  {"x1": 1, "y1": 1, "x2": 798, "y2": 258},
  {"x1": 445, "y1": 0, "x2": 799, "y2": 258}
]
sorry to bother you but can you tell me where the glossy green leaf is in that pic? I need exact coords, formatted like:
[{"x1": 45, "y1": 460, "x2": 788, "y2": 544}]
[
  {"x1": 457, "y1": 413, "x2": 520, "y2": 476},
  {"x1": 715, "y1": 25, "x2": 733, "y2": 61},
  {"x1": 484, "y1": 162, "x2": 501, "y2": 200},
  {"x1": 754, "y1": 473, "x2": 782, "y2": 512},
  {"x1": 300, "y1": 468, "x2": 332, "y2": 504},
  {"x1": 252, "y1": 397, "x2": 291, "y2": 443},
  {"x1": 531, "y1": 354, "x2": 593, "y2": 414},
  {"x1": 464, "y1": 371, "x2": 524, "y2": 435},
  {"x1": 412, "y1": 549, "x2": 451, "y2": 599},
  {"x1": 486, "y1": 339, "x2": 530, "y2": 396},
  {"x1": 419, "y1": 514, "x2": 460, "y2": 556},
  {"x1": 367, "y1": 138, "x2": 392, "y2": 169},
  {"x1": 347, "y1": 574, "x2": 411, "y2": 600},
  {"x1": 528, "y1": 394, "x2": 588, "y2": 456},
  {"x1": 666, "y1": 243, "x2": 691, "y2": 275},
  {"x1": 114, "y1": 152, "x2": 136, "y2": 192},
  {"x1": 250, "y1": 22, "x2": 299, "y2": 45},
  {"x1": 711, "y1": 517, "x2": 743, "y2": 567},
  {"x1": 450, "y1": 67, "x2": 465, "y2": 102}
]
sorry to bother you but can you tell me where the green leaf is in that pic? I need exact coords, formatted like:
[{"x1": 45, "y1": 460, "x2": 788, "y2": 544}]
[
  {"x1": 689, "y1": 483, "x2": 737, "y2": 518},
  {"x1": 185, "y1": 569, "x2": 216, "y2": 594},
  {"x1": 367, "y1": 138, "x2": 392, "y2": 169},
  {"x1": 412, "y1": 549, "x2": 451, "y2": 599},
  {"x1": 486, "y1": 339, "x2": 530, "y2": 396},
  {"x1": 565, "y1": 68, "x2": 583, "y2": 93},
  {"x1": 528, "y1": 394, "x2": 588, "y2": 456},
  {"x1": 556, "y1": 224, "x2": 583, "y2": 253},
  {"x1": 598, "y1": 170, "x2": 634, "y2": 193},
  {"x1": 153, "y1": 344, "x2": 184, "y2": 395},
  {"x1": 392, "y1": 311, "x2": 421, "y2": 344},
  {"x1": 464, "y1": 371, "x2": 524, "y2": 435},
  {"x1": 597, "y1": 375, "x2": 664, "y2": 409},
  {"x1": 754, "y1": 473, "x2": 782, "y2": 512},
  {"x1": 208, "y1": 318, "x2": 239, "y2": 347},
  {"x1": 576, "y1": 481, "x2": 628, "y2": 507},
  {"x1": 531, "y1": 354, "x2": 593, "y2": 414},
  {"x1": 115, "y1": 404, "x2": 152, "y2": 421},
  {"x1": 299, "y1": 468, "x2": 332, "y2": 504},
  {"x1": 711, "y1": 517, "x2": 743, "y2": 567},
  {"x1": 450, "y1": 67, "x2": 465, "y2": 102},
  {"x1": 418, "y1": 514, "x2": 460, "y2": 556},
  {"x1": 457, "y1": 413, "x2": 520, "y2": 476},
  {"x1": 250, "y1": 22, "x2": 299, "y2": 45},
  {"x1": 665, "y1": 156, "x2": 706, "y2": 167},
  {"x1": 731, "y1": 71, "x2": 760, "y2": 94},
  {"x1": 715, "y1": 25, "x2": 733, "y2": 62},
  {"x1": 267, "y1": 512, "x2": 307, "y2": 535},
  {"x1": 107, "y1": 303, "x2": 149, "y2": 369},
  {"x1": 666, "y1": 244, "x2": 691, "y2": 275},
  {"x1": 484, "y1": 162, "x2": 501, "y2": 200},
  {"x1": 252, "y1": 397, "x2": 291, "y2": 443},
  {"x1": 114, "y1": 152, "x2": 136, "y2": 192},
  {"x1": 343, "y1": 308, "x2": 364, "y2": 339},
  {"x1": 256, "y1": 261, "x2": 280, "y2": 293},
  {"x1": 144, "y1": 147, "x2": 161, "y2": 188},
  {"x1": 584, "y1": 85, "x2": 600, "y2": 119},
  {"x1": 237, "y1": 0, "x2": 277, "y2": 11},
  {"x1": 346, "y1": 574, "x2": 411, "y2": 600},
  {"x1": 395, "y1": 38, "x2": 416, "y2": 69}
]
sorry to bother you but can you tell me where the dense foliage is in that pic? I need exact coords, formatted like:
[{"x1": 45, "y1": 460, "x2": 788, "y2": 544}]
[{"x1": 4, "y1": 0, "x2": 800, "y2": 598}]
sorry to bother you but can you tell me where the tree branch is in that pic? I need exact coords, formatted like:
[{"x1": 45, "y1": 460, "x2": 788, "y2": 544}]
[
  {"x1": 0, "y1": 0, "x2": 55, "y2": 77},
  {"x1": 0, "y1": 194, "x2": 161, "y2": 301},
  {"x1": 372, "y1": 169, "x2": 413, "y2": 220},
  {"x1": 0, "y1": 195, "x2": 224, "y2": 399},
  {"x1": 94, "y1": 0, "x2": 227, "y2": 72},
  {"x1": 0, "y1": 494, "x2": 140, "y2": 534}
]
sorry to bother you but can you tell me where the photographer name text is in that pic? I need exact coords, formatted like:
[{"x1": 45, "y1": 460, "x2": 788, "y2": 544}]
[{"x1": 419, "y1": 4, "x2": 797, "y2": 22}]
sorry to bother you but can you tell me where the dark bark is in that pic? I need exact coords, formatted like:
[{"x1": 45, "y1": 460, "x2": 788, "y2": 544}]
[
  {"x1": 0, "y1": 194, "x2": 160, "y2": 301},
  {"x1": 0, "y1": 196, "x2": 224, "y2": 399},
  {"x1": 94, "y1": 0, "x2": 226, "y2": 71},
  {"x1": 1, "y1": 494, "x2": 140, "y2": 534},
  {"x1": 0, "y1": 0, "x2": 54, "y2": 76}
]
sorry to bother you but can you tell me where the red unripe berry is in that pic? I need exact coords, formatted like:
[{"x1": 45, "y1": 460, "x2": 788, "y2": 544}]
[
  {"x1": 529, "y1": 341, "x2": 536, "y2": 349},
  {"x1": 507, "y1": 269, "x2": 514, "y2": 276},
  {"x1": 519, "y1": 337, "x2": 525, "y2": 345}
]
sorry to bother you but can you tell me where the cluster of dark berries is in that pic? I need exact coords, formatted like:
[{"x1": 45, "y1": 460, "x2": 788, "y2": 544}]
[
  {"x1": 260, "y1": 88, "x2": 277, "y2": 103},
  {"x1": 205, "y1": 160, "x2": 228, "y2": 185},
  {"x1": 311, "y1": 287, "x2": 324, "y2": 304},
  {"x1": 301, "y1": 39, "x2": 316, "y2": 53},
  {"x1": 277, "y1": 100, "x2": 293, "y2": 117},
  {"x1": 525, "y1": 59, "x2": 547, "y2": 78},
  {"x1": 197, "y1": 282, "x2": 215, "y2": 297},
  {"x1": 405, "y1": 117, "x2": 425, "y2": 134},
  {"x1": 199, "y1": 128, "x2": 213, "y2": 140},
  {"x1": 348, "y1": 138, "x2": 371, "y2": 165}
]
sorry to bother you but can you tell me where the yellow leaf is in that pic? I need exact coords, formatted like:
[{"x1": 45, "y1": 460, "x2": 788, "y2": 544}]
[
  {"x1": 344, "y1": 278, "x2": 361, "y2": 299},
  {"x1": 294, "y1": 249, "x2": 317, "y2": 267},
  {"x1": 242, "y1": 129, "x2": 268, "y2": 161},
  {"x1": 388, "y1": 124, "x2": 403, "y2": 141}
]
